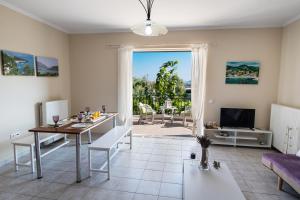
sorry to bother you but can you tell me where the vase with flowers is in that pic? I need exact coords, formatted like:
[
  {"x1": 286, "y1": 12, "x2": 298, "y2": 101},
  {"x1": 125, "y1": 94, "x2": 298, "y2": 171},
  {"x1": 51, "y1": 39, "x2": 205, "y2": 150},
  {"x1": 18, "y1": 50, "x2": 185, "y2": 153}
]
[{"x1": 196, "y1": 135, "x2": 211, "y2": 170}]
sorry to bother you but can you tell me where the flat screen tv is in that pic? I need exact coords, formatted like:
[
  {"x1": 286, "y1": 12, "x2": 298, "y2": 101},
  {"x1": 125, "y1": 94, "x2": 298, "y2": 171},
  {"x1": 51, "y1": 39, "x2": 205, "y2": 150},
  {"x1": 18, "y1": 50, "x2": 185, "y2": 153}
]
[{"x1": 220, "y1": 108, "x2": 255, "y2": 129}]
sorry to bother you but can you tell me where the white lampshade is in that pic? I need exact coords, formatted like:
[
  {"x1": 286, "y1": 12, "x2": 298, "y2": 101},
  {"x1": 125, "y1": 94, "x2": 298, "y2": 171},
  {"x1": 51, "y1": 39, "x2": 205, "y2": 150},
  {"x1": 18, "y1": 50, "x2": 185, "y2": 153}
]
[{"x1": 131, "y1": 20, "x2": 168, "y2": 36}]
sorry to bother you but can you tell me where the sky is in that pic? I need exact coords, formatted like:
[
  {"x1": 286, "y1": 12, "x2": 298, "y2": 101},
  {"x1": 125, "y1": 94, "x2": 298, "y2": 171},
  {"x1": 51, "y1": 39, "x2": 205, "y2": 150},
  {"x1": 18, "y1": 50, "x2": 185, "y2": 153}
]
[{"x1": 133, "y1": 51, "x2": 192, "y2": 82}]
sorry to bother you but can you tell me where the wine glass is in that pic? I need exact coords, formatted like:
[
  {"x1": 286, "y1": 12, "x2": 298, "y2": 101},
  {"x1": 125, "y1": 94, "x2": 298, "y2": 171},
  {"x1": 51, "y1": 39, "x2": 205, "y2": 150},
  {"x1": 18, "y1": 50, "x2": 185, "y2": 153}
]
[
  {"x1": 85, "y1": 106, "x2": 90, "y2": 115},
  {"x1": 52, "y1": 115, "x2": 60, "y2": 127},
  {"x1": 77, "y1": 113, "x2": 84, "y2": 123},
  {"x1": 102, "y1": 105, "x2": 106, "y2": 113}
]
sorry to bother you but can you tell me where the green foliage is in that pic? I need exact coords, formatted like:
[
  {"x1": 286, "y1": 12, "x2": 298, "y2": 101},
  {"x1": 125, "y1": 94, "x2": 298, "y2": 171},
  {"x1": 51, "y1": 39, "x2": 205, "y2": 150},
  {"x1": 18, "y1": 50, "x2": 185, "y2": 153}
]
[
  {"x1": 133, "y1": 76, "x2": 156, "y2": 114},
  {"x1": 24, "y1": 64, "x2": 34, "y2": 75},
  {"x1": 2, "y1": 52, "x2": 19, "y2": 75},
  {"x1": 2, "y1": 52, "x2": 34, "y2": 75},
  {"x1": 155, "y1": 61, "x2": 186, "y2": 105},
  {"x1": 133, "y1": 60, "x2": 191, "y2": 115}
]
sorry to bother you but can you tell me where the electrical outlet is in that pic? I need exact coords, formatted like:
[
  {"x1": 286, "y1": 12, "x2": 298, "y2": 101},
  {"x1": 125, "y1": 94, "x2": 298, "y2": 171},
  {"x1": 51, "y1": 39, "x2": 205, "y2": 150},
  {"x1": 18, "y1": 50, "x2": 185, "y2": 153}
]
[{"x1": 10, "y1": 131, "x2": 22, "y2": 139}]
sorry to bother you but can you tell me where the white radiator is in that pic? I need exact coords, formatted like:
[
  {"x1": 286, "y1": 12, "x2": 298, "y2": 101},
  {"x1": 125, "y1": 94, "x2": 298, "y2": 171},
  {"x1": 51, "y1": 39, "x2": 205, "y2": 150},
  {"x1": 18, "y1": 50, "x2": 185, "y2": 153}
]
[
  {"x1": 270, "y1": 104, "x2": 300, "y2": 154},
  {"x1": 40, "y1": 100, "x2": 69, "y2": 145}
]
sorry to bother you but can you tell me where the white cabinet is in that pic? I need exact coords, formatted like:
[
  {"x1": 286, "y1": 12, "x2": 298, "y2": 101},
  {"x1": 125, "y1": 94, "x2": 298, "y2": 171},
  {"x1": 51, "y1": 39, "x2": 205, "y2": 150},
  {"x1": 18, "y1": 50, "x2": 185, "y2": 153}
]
[{"x1": 270, "y1": 104, "x2": 300, "y2": 154}]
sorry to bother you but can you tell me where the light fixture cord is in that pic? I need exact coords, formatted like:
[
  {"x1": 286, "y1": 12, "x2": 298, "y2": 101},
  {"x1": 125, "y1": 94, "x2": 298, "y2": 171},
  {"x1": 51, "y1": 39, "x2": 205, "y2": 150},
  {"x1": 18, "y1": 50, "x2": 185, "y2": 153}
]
[{"x1": 138, "y1": 0, "x2": 155, "y2": 20}]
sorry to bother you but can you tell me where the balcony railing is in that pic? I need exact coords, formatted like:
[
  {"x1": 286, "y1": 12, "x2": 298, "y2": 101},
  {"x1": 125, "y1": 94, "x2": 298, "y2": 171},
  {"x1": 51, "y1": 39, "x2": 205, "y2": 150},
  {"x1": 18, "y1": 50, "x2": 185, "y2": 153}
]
[{"x1": 133, "y1": 95, "x2": 191, "y2": 115}]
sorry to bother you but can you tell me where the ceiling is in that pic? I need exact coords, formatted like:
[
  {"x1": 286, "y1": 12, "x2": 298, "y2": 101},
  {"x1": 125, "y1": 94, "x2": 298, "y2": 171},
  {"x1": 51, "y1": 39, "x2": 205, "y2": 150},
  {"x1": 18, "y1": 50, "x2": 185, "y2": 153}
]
[{"x1": 1, "y1": 0, "x2": 300, "y2": 33}]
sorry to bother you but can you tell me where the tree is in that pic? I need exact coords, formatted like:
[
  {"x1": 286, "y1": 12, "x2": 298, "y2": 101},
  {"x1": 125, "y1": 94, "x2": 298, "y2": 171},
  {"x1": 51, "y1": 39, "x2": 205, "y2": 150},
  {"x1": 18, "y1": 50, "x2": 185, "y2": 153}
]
[
  {"x1": 155, "y1": 61, "x2": 185, "y2": 106},
  {"x1": 133, "y1": 76, "x2": 156, "y2": 114},
  {"x1": 132, "y1": 60, "x2": 190, "y2": 115}
]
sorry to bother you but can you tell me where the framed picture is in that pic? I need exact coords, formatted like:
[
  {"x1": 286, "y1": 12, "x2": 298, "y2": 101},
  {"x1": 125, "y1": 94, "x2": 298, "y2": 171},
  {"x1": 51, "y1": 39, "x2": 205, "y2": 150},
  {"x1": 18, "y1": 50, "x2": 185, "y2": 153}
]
[
  {"x1": 1, "y1": 50, "x2": 35, "y2": 76},
  {"x1": 36, "y1": 56, "x2": 59, "y2": 77},
  {"x1": 225, "y1": 61, "x2": 260, "y2": 84}
]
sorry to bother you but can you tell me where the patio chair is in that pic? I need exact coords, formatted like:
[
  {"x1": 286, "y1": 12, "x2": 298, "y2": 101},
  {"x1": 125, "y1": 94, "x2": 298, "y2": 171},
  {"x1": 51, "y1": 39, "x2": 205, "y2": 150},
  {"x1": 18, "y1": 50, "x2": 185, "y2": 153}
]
[
  {"x1": 181, "y1": 106, "x2": 192, "y2": 126},
  {"x1": 138, "y1": 103, "x2": 156, "y2": 124}
]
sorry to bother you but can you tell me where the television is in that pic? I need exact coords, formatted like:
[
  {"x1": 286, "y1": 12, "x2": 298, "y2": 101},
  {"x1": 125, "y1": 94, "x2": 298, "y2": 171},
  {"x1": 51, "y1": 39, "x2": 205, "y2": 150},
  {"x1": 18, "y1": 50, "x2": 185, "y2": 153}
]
[{"x1": 220, "y1": 108, "x2": 255, "y2": 129}]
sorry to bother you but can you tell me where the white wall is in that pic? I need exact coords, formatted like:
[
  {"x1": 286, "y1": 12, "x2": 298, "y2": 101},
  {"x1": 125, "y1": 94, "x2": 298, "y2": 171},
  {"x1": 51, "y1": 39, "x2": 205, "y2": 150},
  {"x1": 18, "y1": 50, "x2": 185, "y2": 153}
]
[
  {"x1": 278, "y1": 19, "x2": 300, "y2": 108},
  {"x1": 1, "y1": 3, "x2": 297, "y2": 166},
  {"x1": 0, "y1": 5, "x2": 71, "y2": 164},
  {"x1": 70, "y1": 29, "x2": 282, "y2": 129}
]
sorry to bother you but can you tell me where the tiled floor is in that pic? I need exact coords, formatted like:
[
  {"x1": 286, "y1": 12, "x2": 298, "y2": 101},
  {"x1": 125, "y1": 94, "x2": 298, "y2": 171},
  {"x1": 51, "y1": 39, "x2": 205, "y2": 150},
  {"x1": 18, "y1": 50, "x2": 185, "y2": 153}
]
[
  {"x1": 133, "y1": 115, "x2": 193, "y2": 137},
  {"x1": 0, "y1": 136, "x2": 299, "y2": 200}
]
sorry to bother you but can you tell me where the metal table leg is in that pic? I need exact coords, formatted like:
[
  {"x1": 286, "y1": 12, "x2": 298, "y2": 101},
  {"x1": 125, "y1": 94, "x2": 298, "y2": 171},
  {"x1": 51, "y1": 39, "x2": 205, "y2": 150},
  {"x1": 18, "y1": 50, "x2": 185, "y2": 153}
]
[
  {"x1": 13, "y1": 144, "x2": 18, "y2": 171},
  {"x1": 130, "y1": 130, "x2": 133, "y2": 150},
  {"x1": 34, "y1": 132, "x2": 42, "y2": 179},
  {"x1": 171, "y1": 108, "x2": 174, "y2": 124},
  {"x1": 113, "y1": 115, "x2": 116, "y2": 128},
  {"x1": 88, "y1": 130, "x2": 92, "y2": 144},
  {"x1": 107, "y1": 150, "x2": 110, "y2": 180},
  {"x1": 76, "y1": 134, "x2": 81, "y2": 183}
]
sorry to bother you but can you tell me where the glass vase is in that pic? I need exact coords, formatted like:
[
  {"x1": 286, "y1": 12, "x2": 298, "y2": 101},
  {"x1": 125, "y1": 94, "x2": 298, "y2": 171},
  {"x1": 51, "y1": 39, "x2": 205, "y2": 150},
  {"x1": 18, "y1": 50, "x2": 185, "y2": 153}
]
[{"x1": 199, "y1": 148, "x2": 209, "y2": 170}]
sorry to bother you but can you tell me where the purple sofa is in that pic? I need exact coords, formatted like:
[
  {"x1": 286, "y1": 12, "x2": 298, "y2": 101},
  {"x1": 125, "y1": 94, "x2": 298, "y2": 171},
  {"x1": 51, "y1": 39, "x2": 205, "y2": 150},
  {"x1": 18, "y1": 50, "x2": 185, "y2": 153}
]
[{"x1": 262, "y1": 153, "x2": 300, "y2": 194}]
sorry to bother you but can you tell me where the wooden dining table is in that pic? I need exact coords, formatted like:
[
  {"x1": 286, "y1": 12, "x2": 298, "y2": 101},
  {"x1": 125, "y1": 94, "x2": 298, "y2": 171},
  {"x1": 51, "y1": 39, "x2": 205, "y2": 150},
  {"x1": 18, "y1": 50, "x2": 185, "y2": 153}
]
[{"x1": 29, "y1": 113, "x2": 118, "y2": 183}]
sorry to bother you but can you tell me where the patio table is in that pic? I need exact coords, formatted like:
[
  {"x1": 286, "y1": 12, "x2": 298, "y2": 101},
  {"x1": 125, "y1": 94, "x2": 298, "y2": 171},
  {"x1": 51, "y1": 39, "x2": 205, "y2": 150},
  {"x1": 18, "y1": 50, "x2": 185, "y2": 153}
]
[{"x1": 161, "y1": 106, "x2": 177, "y2": 123}]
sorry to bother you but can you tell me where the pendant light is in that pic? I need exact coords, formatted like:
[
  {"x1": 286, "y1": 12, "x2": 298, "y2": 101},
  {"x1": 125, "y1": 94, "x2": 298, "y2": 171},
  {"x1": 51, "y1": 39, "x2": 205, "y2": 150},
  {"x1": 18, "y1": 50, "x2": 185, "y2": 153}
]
[{"x1": 131, "y1": 0, "x2": 168, "y2": 36}]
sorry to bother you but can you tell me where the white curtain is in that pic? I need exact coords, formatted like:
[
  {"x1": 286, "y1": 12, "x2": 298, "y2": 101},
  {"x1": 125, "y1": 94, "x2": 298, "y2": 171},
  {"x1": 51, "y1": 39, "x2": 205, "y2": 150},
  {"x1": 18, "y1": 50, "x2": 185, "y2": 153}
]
[
  {"x1": 118, "y1": 46, "x2": 133, "y2": 130},
  {"x1": 191, "y1": 44, "x2": 208, "y2": 136}
]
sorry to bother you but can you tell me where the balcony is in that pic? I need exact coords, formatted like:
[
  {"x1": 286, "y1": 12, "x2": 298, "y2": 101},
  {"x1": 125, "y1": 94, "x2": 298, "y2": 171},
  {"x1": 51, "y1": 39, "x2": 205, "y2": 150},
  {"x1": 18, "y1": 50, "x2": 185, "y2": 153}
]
[{"x1": 132, "y1": 95, "x2": 193, "y2": 137}]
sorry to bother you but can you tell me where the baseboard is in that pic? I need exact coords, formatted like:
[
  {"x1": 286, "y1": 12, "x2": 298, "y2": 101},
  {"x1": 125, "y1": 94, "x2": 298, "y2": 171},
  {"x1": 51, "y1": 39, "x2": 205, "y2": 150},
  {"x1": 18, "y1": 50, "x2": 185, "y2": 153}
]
[{"x1": 0, "y1": 148, "x2": 30, "y2": 168}]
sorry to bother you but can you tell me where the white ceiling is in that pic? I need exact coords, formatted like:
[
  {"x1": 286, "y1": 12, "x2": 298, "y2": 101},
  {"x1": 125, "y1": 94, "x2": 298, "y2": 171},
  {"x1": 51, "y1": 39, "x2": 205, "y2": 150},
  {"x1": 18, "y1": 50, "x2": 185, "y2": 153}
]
[{"x1": 1, "y1": 0, "x2": 300, "y2": 33}]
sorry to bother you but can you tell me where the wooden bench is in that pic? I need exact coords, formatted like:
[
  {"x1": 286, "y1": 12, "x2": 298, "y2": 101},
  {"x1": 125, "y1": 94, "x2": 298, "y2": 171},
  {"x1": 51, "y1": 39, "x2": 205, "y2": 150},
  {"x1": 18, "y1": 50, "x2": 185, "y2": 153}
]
[
  {"x1": 88, "y1": 126, "x2": 132, "y2": 179},
  {"x1": 12, "y1": 133, "x2": 69, "y2": 173}
]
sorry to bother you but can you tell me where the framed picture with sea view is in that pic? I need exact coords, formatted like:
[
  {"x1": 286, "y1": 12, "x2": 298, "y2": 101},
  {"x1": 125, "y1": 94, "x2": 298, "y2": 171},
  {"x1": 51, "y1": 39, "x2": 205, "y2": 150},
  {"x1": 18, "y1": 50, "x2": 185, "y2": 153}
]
[
  {"x1": 225, "y1": 61, "x2": 260, "y2": 84},
  {"x1": 36, "y1": 56, "x2": 59, "y2": 77},
  {"x1": 1, "y1": 50, "x2": 35, "y2": 76}
]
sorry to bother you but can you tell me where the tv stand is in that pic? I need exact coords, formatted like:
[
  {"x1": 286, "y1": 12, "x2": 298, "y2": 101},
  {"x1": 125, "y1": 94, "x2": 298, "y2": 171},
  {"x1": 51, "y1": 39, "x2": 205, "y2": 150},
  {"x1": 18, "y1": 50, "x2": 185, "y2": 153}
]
[
  {"x1": 220, "y1": 127, "x2": 255, "y2": 131},
  {"x1": 204, "y1": 127, "x2": 272, "y2": 148}
]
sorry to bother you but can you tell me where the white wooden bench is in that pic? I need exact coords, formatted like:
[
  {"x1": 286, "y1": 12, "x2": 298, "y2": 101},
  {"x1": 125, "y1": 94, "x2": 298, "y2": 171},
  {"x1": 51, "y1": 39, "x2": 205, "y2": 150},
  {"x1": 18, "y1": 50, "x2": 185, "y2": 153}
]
[
  {"x1": 88, "y1": 126, "x2": 132, "y2": 180},
  {"x1": 12, "y1": 133, "x2": 69, "y2": 173}
]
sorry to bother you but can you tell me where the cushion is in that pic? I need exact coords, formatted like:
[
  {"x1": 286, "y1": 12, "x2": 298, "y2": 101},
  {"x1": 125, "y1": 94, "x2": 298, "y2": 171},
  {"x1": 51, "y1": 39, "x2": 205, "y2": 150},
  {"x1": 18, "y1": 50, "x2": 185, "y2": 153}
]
[
  {"x1": 141, "y1": 106, "x2": 146, "y2": 114},
  {"x1": 262, "y1": 153, "x2": 299, "y2": 169},
  {"x1": 273, "y1": 158, "x2": 300, "y2": 193},
  {"x1": 296, "y1": 150, "x2": 300, "y2": 157},
  {"x1": 262, "y1": 153, "x2": 300, "y2": 193}
]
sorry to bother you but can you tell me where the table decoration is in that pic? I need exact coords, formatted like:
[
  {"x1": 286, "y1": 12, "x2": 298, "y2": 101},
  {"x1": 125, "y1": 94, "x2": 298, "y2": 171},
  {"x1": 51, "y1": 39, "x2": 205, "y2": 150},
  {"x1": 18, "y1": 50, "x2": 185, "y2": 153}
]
[
  {"x1": 196, "y1": 135, "x2": 211, "y2": 170},
  {"x1": 52, "y1": 115, "x2": 60, "y2": 127}
]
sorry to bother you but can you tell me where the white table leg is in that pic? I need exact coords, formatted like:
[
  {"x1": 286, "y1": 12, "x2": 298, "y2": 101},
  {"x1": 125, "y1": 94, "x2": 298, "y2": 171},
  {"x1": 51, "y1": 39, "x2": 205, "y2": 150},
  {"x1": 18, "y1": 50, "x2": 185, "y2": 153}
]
[
  {"x1": 30, "y1": 145, "x2": 35, "y2": 173},
  {"x1": 34, "y1": 132, "x2": 42, "y2": 179},
  {"x1": 107, "y1": 150, "x2": 110, "y2": 180},
  {"x1": 13, "y1": 144, "x2": 18, "y2": 171},
  {"x1": 88, "y1": 149, "x2": 91, "y2": 177},
  {"x1": 76, "y1": 134, "x2": 81, "y2": 183},
  {"x1": 130, "y1": 130, "x2": 133, "y2": 150},
  {"x1": 113, "y1": 116, "x2": 116, "y2": 128}
]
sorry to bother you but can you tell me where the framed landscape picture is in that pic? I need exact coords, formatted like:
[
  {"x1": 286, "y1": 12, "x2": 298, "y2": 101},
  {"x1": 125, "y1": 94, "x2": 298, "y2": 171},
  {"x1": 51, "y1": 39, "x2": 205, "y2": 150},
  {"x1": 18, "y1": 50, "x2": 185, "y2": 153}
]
[
  {"x1": 36, "y1": 56, "x2": 59, "y2": 77},
  {"x1": 225, "y1": 61, "x2": 260, "y2": 84},
  {"x1": 1, "y1": 50, "x2": 35, "y2": 76}
]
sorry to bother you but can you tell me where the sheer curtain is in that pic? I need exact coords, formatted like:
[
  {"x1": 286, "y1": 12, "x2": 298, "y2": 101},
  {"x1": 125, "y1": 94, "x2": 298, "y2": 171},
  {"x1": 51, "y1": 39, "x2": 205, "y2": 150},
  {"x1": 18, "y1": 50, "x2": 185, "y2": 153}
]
[
  {"x1": 118, "y1": 46, "x2": 133, "y2": 130},
  {"x1": 191, "y1": 44, "x2": 208, "y2": 136}
]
